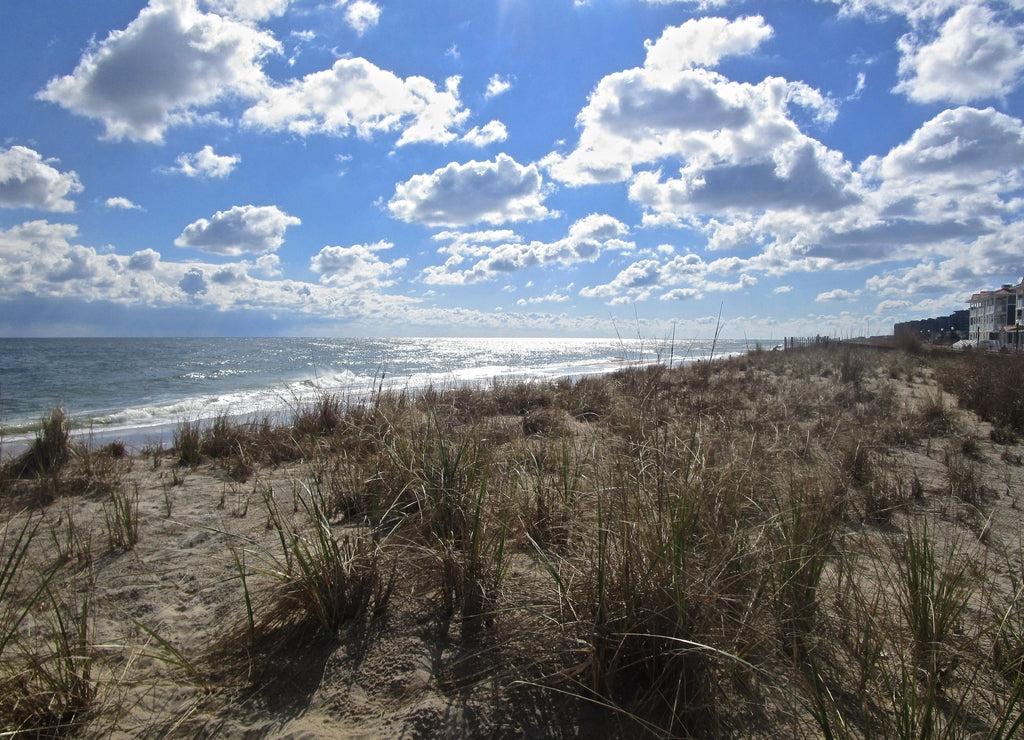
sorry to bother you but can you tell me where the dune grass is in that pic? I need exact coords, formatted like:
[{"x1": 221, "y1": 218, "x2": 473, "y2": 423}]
[{"x1": 2, "y1": 342, "x2": 1024, "y2": 736}]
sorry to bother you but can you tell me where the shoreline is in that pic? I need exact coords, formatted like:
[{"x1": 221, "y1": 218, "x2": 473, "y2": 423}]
[{"x1": 0, "y1": 353, "x2": 732, "y2": 461}]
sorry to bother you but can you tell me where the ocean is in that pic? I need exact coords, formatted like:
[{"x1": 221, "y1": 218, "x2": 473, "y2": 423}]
[{"x1": 0, "y1": 336, "x2": 758, "y2": 454}]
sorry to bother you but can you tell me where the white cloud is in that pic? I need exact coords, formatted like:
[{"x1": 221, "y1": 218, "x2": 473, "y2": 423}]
[
  {"x1": 643, "y1": 15, "x2": 773, "y2": 71},
  {"x1": 389, "y1": 154, "x2": 554, "y2": 227},
  {"x1": 544, "y1": 62, "x2": 844, "y2": 188},
  {"x1": 540, "y1": 14, "x2": 1024, "y2": 288},
  {"x1": 201, "y1": 0, "x2": 291, "y2": 20},
  {"x1": 895, "y1": 4, "x2": 1024, "y2": 103},
  {"x1": 0, "y1": 146, "x2": 82, "y2": 212},
  {"x1": 579, "y1": 259, "x2": 665, "y2": 302},
  {"x1": 865, "y1": 106, "x2": 1024, "y2": 182},
  {"x1": 577, "y1": 248, "x2": 762, "y2": 304},
  {"x1": 128, "y1": 248, "x2": 160, "y2": 270},
  {"x1": 341, "y1": 0, "x2": 381, "y2": 35},
  {"x1": 243, "y1": 59, "x2": 469, "y2": 146},
  {"x1": 310, "y1": 240, "x2": 407, "y2": 289},
  {"x1": 461, "y1": 120, "x2": 508, "y2": 147},
  {"x1": 423, "y1": 215, "x2": 631, "y2": 285},
  {"x1": 639, "y1": 0, "x2": 730, "y2": 8},
  {"x1": 38, "y1": 0, "x2": 280, "y2": 143},
  {"x1": 175, "y1": 204, "x2": 301, "y2": 255},
  {"x1": 816, "y1": 288, "x2": 862, "y2": 302},
  {"x1": 841, "y1": 106, "x2": 1024, "y2": 254},
  {"x1": 254, "y1": 253, "x2": 282, "y2": 277},
  {"x1": 516, "y1": 290, "x2": 570, "y2": 306},
  {"x1": 704, "y1": 218, "x2": 764, "y2": 251},
  {"x1": 660, "y1": 288, "x2": 703, "y2": 301},
  {"x1": 541, "y1": 12, "x2": 848, "y2": 252},
  {"x1": 831, "y1": 0, "x2": 965, "y2": 22},
  {"x1": 179, "y1": 266, "x2": 208, "y2": 297},
  {"x1": 485, "y1": 74, "x2": 513, "y2": 98},
  {"x1": 170, "y1": 145, "x2": 240, "y2": 178},
  {"x1": 569, "y1": 212, "x2": 630, "y2": 241},
  {"x1": 628, "y1": 136, "x2": 859, "y2": 225},
  {"x1": 105, "y1": 196, "x2": 143, "y2": 210},
  {"x1": 0, "y1": 219, "x2": 427, "y2": 322}
]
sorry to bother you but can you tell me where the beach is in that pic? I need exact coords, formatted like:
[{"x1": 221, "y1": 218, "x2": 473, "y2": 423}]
[{"x1": 3, "y1": 342, "x2": 1024, "y2": 737}]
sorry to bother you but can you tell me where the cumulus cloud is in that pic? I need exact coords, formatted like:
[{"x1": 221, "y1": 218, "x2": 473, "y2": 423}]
[
  {"x1": 839, "y1": 107, "x2": 1024, "y2": 253},
  {"x1": 485, "y1": 74, "x2": 513, "y2": 98},
  {"x1": 0, "y1": 219, "x2": 428, "y2": 324},
  {"x1": 865, "y1": 106, "x2": 1024, "y2": 182},
  {"x1": 539, "y1": 12, "x2": 1023, "y2": 290},
  {"x1": 830, "y1": 0, "x2": 964, "y2": 22},
  {"x1": 422, "y1": 215, "x2": 630, "y2": 285},
  {"x1": 389, "y1": 154, "x2": 554, "y2": 227},
  {"x1": 577, "y1": 248, "x2": 761, "y2": 304},
  {"x1": 38, "y1": 0, "x2": 280, "y2": 143},
  {"x1": 105, "y1": 196, "x2": 143, "y2": 210},
  {"x1": 0, "y1": 146, "x2": 82, "y2": 212},
  {"x1": 639, "y1": 0, "x2": 730, "y2": 8},
  {"x1": 629, "y1": 139, "x2": 858, "y2": 224},
  {"x1": 254, "y1": 253, "x2": 282, "y2": 277},
  {"x1": 544, "y1": 24, "x2": 842, "y2": 191},
  {"x1": 538, "y1": 13, "x2": 849, "y2": 252},
  {"x1": 128, "y1": 248, "x2": 161, "y2": 270},
  {"x1": 201, "y1": 0, "x2": 291, "y2": 20},
  {"x1": 243, "y1": 58, "x2": 469, "y2": 146},
  {"x1": 660, "y1": 287, "x2": 703, "y2": 301},
  {"x1": 340, "y1": 0, "x2": 381, "y2": 35},
  {"x1": 211, "y1": 264, "x2": 249, "y2": 284},
  {"x1": 816, "y1": 288, "x2": 861, "y2": 302},
  {"x1": 895, "y1": 4, "x2": 1024, "y2": 103},
  {"x1": 517, "y1": 290, "x2": 570, "y2": 305},
  {"x1": 170, "y1": 145, "x2": 240, "y2": 178},
  {"x1": 179, "y1": 267, "x2": 208, "y2": 297},
  {"x1": 580, "y1": 259, "x2": 662, "y2": 299},
  {"x1": 175, "y1": 204, "x2": 300, "y2": 255},
  {"x1": 309, "y1": 240, "x2": 407, "y2": 289},
  {"x1": 704, "y1": 218, "x2": 765, "y2": 251},
  {"x1": 643, "y1": 15, "x2": 773, "y2": 70},
  {"x1": 461, "y1": 121, "x2": 508, "y2": 147}
]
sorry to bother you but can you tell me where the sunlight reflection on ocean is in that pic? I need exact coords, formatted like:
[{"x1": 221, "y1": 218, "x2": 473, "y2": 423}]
[{"x1": 0, "y1": 336, "x2": 759, "y2": 452}]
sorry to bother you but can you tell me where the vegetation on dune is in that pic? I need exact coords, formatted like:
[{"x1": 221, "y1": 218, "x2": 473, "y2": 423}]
[{"x1": 2, "y1": 343, "x2": 1024, "y2": 736}]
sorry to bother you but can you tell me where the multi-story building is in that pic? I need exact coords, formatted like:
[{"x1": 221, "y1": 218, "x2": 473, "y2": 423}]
[{"x1": 968, "y1": 282, "x2": 1019, "y2": 345}]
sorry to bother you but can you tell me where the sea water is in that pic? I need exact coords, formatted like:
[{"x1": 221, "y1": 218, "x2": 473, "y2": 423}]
[{"x1": 0, "y1": 336, "x2": 757, "y2": 453}]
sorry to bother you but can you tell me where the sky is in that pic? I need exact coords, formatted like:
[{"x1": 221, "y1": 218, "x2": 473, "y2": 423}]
[{"x1": 1, "y1": 0, "x2": 1023, "y2": 339}]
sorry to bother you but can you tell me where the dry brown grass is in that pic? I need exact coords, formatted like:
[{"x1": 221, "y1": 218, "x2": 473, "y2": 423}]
[{"x1": 3, "y1": 343, "x2": 1024, "y2": 737}]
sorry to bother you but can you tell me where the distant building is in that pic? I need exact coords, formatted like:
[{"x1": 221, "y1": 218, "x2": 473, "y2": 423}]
[
  {"x1": 969, "y1": 282, "x2": 1020, "y2": 347},
  {"x1": 894, "y1": 310, "x2": 968, "y2": 342}
]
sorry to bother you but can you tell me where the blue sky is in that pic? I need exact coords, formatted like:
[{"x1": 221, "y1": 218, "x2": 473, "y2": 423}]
[{"x1": 2, "y1": 0, "x2": 1023, "y2": 338}]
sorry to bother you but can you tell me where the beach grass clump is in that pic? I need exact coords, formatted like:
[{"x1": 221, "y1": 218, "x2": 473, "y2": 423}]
[
  {"x1": 0, "y1": 516, "x2": 96, "y2": 736},
  {"x1": 894, "y1": 524, "x2": 974, "y2": 676},
  {"x1": 8, "y1": 407, "x2": 71, "y2": 480},
  {"x1": 256, "y1": 481, "x2": 393, "y2": 637},
  {"x1": 102, "y1": 483, "x2": 139, "y2": 551},
  {"x1": 770, "y1": 483, "x2": 837, "y2": 659},
  {"x1": 394, "y1": 417, "x2": 512, "y2": 633},
  {"x1": 293, "y1": 391, "x2": 345, "y2": 438},
  {"x1": 61, "y1": 441, "x2": 130, "y2": 498},
  {"x1": 938, "y1": 351, "x2": 1024, "y2": 435},
  {"x1": 554, "y1": 374, "x2": 614, "y2": 422},
  {"x1": 173, "y1": 418, "x2": 202, "y2": 467},
  {"x1": 525, "y1": 415, "x2": 775, "y2": 736},
  {"x1": 0, "y1": 590, "x2": 96, "y2": 735}
]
